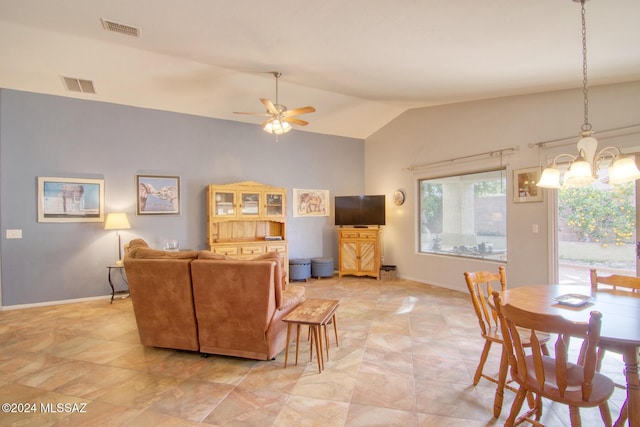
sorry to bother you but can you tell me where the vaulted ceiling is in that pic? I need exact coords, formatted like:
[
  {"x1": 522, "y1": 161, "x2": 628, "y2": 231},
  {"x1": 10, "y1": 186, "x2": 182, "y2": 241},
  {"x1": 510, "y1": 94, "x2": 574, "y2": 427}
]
[{"x1": 0, "y1": 0, "x2": 638, "y2": 139}]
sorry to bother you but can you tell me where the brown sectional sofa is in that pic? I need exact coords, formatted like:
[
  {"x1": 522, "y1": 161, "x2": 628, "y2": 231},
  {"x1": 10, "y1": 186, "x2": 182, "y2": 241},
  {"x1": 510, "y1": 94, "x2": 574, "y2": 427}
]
[{"x1": 123, "y1": 239, "x2": 305, "y2": 360}]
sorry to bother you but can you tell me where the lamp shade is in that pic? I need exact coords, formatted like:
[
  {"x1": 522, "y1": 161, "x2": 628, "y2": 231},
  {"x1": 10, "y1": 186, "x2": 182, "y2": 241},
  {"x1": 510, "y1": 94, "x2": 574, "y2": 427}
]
[
  {"x1": 537, "y1": 167, "x2": 561, "y2": 189},
  {"x1": 263, "y1": 119, "x2": 292, "y2": 135},
  {"x1": 608, "y1": 157, "x2": 640, "y2": 185},
  {"x1": 104, "y1": 213, "x2": 131, "y2": 230},
  {"x1": 563, "y1": 160, "x2": 595, "y2": 187}
]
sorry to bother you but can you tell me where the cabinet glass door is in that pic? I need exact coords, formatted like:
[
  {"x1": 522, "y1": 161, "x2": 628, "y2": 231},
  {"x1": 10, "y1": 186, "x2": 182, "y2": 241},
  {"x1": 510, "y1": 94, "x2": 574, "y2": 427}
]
[
  {"x1": 214, "y1": 191, "x2": 236, "y2": 217},
  {"x1": 240, "y1": 192, "x2": 260, "y2": 217},
  {"x1": 264, "y1": 192, "x2": 284, "y2": 217}
]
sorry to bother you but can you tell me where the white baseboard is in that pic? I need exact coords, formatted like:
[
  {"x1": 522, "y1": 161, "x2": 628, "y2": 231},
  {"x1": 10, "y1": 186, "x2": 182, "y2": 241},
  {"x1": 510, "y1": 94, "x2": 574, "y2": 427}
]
[{"x1": 1, "y1": 294, "x2": 112, "y2": 311}]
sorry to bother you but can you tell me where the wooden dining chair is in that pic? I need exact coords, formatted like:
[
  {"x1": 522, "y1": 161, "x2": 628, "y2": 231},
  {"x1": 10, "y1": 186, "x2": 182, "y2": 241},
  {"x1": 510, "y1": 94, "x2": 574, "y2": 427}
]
[
  {"x1": 591, "y1": 268, "x2": 640, "y2": 294},
  {"x1": 491, "y1": 291, "x2": 615, "y2": 427},
  {"x1": 589, "y1": 268, "x2": 640, "y2": 426},
  {"x1": 463, "y1": 267, "x2": 549, "y2": 418}
]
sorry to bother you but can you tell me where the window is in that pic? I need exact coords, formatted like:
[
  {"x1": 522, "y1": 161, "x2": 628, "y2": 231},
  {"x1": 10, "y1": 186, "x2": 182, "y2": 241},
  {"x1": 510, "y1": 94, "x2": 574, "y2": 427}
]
[{"x1": 419, "y1": 169, "x2": 507, "y2": 261}]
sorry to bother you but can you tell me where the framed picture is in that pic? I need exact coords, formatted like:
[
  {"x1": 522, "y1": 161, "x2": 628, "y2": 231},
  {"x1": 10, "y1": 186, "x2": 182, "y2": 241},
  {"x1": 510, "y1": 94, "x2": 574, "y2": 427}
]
[
  {"x1": 293, "y1": 189, "x2": 330, "y2": 217},
  {"x1": 37, "y1": 177, "x2": 104, "y2": 222},
  {"x1": 136, "y1": 175, "x2": 180, "y2": 215},
  {"x1": 513, "y1": 167, "x2": 543, "y2": 203}
]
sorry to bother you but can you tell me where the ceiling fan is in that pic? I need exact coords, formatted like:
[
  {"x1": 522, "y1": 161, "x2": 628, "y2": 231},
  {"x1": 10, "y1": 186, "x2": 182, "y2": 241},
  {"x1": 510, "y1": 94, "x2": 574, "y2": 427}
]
[{"x1": 234, "y1": 72, "x2": 316, "y2": 136}]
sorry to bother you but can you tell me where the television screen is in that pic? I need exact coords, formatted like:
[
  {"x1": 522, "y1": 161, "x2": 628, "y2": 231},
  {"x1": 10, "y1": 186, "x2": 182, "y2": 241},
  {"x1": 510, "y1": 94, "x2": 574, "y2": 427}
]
[{"x1": 335, "y1": 195, "x2": 385, "y2": 226}]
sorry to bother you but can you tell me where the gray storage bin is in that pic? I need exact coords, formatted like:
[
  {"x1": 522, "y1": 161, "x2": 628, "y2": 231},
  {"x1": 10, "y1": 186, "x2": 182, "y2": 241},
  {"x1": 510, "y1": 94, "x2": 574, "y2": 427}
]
[
  {"x1": 311, "y1": 258, "x2": 334, "y2": 278},
  {"x1": 289, "y1": 258, "x2": 311, "y2": 281}
]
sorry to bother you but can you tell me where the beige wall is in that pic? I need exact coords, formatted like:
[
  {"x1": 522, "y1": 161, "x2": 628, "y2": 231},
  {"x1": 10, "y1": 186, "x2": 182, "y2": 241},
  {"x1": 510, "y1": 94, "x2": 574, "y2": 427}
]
[{"x1": 365, "y1": 81, "x2": 640, "y2": 292}]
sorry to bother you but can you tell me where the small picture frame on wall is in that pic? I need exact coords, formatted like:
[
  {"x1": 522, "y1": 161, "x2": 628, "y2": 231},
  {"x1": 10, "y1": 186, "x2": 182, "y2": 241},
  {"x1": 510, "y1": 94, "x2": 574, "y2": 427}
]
[
  {"x1": 136, "y1": 175, "x2": 180, "y2": 215},
  {"x1": 37, "y1": 176, "x2": 105, "y2": 222},
  {"x1": 513, "y1": 167, "x2": 543, "y2": 203},
  {"x1": 293, "y1": 189, "x2": 330, "y2": 217}
]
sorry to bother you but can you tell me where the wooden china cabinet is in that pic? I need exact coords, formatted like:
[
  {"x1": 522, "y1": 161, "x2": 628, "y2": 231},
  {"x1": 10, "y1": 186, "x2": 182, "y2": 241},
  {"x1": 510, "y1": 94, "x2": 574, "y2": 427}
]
[{"x1": 207, "y1": 181, "x2": 288, "y2": 276}]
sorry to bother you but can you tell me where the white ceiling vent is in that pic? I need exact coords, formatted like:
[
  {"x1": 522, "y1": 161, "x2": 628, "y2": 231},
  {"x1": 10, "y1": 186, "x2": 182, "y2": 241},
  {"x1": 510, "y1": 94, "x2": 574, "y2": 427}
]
[
  {"x1": 101, "y1": 18, "x2": 140, "y2": 37},
  {"x1": 61, "y1": 76, "x2": 96, "y2": 94}
]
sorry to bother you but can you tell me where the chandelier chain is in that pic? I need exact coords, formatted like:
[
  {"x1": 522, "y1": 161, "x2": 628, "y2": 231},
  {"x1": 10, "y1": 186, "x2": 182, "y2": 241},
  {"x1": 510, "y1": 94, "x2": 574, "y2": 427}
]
[{"x1": 580, "y1": 0, "x2": 591, "y2": 133}]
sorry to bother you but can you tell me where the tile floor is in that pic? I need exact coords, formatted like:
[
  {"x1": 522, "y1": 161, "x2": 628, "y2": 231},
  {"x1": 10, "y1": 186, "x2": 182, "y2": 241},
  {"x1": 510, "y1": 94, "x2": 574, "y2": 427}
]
[{"x1": 0, "y1": 276, "x2": 629, "y2": 426}]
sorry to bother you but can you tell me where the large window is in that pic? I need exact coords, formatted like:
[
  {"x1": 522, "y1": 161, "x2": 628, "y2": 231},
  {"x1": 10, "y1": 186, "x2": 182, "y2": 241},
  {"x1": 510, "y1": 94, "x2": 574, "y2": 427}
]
[{"x1": 419, "y1": 169, "x2": 507, "y2": 261}]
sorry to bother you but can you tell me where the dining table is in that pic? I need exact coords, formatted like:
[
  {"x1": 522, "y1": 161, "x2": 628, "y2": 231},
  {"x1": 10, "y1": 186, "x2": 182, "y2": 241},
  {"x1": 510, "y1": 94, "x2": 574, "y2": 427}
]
[{"x1": 500, "y1": 283, "x2": 640, "y2": 427}]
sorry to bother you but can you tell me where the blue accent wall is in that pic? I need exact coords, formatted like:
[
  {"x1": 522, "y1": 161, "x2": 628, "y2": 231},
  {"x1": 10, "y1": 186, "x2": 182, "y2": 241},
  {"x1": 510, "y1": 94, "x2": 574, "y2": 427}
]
[{"x1": 0, "y1": 89, "x2": 364, "y2": 306}]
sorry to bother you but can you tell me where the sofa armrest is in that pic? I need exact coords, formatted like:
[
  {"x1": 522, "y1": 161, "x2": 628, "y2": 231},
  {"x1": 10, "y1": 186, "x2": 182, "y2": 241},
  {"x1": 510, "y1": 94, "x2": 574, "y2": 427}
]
[{"x1": 279, "y1": 285, "x2": 305, "y2": 311}]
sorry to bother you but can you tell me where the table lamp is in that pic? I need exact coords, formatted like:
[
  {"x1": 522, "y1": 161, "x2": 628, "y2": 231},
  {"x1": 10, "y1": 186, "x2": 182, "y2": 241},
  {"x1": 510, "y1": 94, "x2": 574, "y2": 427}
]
[{"x1": 104, "y1": 212, "x2": 131, "y2": 265}]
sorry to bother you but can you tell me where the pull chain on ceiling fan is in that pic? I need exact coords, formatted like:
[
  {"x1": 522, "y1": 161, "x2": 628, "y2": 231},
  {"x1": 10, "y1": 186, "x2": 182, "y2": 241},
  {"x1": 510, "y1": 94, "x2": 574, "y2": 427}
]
[{"x1": 234, "y1": 72, "x2": 316, "y2": 138}]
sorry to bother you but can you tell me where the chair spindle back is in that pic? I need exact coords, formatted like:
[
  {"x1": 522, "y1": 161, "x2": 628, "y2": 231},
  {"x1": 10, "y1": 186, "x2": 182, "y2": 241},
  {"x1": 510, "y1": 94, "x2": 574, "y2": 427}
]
[
  {"x1": 464, "y1": 266, "x2": 506, "y2": 336},
  {"x1": 492, "y1": 291, "x2": 603, "y2": 401},
  {"x1": 590, "y1": 268, "x2": 640, "y2": 293}
]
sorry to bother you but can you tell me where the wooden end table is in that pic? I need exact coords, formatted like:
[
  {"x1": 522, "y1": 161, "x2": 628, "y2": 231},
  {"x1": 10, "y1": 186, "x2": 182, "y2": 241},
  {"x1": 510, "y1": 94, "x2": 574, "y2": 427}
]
[
  {"x1": 283, "y1": 298, "x2": 339, "y2": 373},
  {"x1": 107, "y1": 264, "x2": 129, "y2": 304}
]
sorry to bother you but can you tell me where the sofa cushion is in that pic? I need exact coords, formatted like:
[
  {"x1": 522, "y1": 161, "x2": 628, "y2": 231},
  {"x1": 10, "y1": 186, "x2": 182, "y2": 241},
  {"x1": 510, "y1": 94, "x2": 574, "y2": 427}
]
[
  {"x1": 128, "y1": 238, "x2": 149, "y2": 250},
  {"x1": 253, "y1": 251, "x2": 287, "y2": 290},
  {"x1": 124, "y1": 238, "x2": 149, "y2": 258},
  {"x1": 253, "y1": 251, "x2": 282, "y2": 264},
  {"x1": 132, "y1": 247, "x2": 198, "y2": 259},
  {"x1": 197, "y1": 251, "x2": 231, "y2": 260},
  {"x1": 280, "y1": 285, "x2": 306, "y2": 311}
]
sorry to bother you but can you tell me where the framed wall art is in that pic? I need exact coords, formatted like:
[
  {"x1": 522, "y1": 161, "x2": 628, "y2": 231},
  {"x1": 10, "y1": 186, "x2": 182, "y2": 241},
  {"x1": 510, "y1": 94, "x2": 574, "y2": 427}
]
[
  {"x1": 136, "y1": 175, "x2": 180, "y2": 215},
  {"x1": 513, "y1": 167, "x2": 543, "y2": 203},
  {"x1": 37, "y1": 176, "x2": 104, "y2": 222},
  {"x1": 293, "y1": 189, "x2": 330, "y2": 217}
]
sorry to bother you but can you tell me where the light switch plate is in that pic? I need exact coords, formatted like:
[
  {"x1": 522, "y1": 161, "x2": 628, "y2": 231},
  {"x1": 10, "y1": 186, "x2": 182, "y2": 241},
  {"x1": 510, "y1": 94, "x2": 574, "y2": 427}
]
[{"x1": 6, "y1": 229, "x2": 22, "y2": 239}]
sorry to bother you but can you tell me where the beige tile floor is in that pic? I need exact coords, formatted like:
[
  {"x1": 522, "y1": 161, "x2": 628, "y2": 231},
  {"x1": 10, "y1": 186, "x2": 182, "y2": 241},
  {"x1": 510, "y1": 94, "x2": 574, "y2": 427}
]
[{"x1": 0, "y1": 276, "x2": 629, "y2": 426}]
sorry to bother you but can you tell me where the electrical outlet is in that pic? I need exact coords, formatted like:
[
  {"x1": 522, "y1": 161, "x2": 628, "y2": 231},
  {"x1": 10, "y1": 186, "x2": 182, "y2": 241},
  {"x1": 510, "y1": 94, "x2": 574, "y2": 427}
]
[{"x1": 532, "y1": 224, "x2": 539, "y2": 234}]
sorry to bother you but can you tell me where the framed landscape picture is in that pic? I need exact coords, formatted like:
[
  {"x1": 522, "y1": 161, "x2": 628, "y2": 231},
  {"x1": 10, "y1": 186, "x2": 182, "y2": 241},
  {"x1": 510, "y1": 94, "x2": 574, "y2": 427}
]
[
  {"x1": 513, "y1": 167, "x2": 543, "y2": 203},
  {"x1": 37, "y1": 177, "x2": 104, "y2": 222},
  {"x1": 136, "y1": 175, "x2": 180, "y2": 215}
]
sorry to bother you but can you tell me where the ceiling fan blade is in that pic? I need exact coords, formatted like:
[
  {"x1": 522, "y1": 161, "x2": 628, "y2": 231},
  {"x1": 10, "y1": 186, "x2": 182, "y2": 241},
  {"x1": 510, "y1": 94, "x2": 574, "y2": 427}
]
[
  {"x1": 283, "y1": 117, "x2": 309, "y2": 126},
  {"x1": 283, "y1": 106, "x2": 315, "y2": 117},
  {"x1": 260, "y1": 98, "x2": 279, "y2": 115},
  {"x1": 233, "y1": 111, "x2": 270, "y2": 116}
]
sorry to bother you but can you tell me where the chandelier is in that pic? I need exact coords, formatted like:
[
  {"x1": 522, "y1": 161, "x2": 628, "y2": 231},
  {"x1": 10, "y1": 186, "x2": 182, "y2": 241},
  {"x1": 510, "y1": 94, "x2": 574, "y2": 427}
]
[{"x1": 537, "y1": 0, "x2": 640, "y2": 189}]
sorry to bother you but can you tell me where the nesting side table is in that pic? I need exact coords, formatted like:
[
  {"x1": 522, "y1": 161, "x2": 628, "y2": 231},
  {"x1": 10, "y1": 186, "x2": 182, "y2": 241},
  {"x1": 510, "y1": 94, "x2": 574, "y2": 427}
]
[{"x1": 283, "y1": 298, "x2": 339, "y2": 373}]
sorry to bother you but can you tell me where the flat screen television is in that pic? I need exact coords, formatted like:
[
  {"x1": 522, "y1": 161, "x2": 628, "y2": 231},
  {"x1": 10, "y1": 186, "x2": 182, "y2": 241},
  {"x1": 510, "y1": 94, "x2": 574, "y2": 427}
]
[{"x1": 334, "y1": 195, "x2": 385, "y2": 227}]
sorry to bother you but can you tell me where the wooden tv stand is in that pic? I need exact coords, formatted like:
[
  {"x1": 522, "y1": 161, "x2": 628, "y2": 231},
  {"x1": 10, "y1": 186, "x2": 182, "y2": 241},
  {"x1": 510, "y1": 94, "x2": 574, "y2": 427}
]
[{"x1": 338, "y1": 227, "x2": 382, "y2": 279}]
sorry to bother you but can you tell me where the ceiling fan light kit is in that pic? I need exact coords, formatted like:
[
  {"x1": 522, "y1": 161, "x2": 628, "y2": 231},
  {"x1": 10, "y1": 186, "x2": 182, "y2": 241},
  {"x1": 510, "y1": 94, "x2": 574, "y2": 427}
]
[
  {"x1": 234, "y1": 72, "x2": 316, "y2": 139},
  {"x1": 263, "y1": 118, "x2": 292, "y2": 135},
  {"x1": 537, "y1": 0, "x2": 640, "y2": 189}
]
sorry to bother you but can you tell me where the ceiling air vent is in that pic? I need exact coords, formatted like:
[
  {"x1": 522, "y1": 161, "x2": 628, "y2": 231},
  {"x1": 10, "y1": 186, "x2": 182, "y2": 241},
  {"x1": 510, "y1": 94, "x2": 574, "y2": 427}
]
[
  {"x1": 101, "y1": 18, "x2": 140, "y2": 37},
  {"x1": 62, "y1": 76, "x2": 96, "y2": 94}
]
